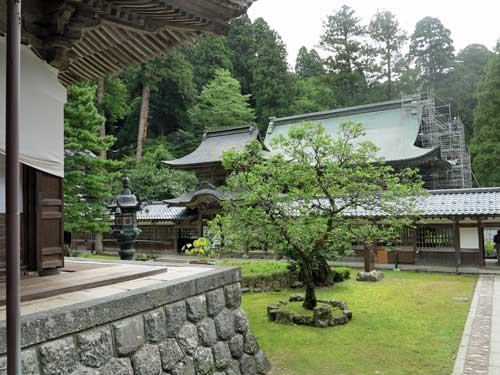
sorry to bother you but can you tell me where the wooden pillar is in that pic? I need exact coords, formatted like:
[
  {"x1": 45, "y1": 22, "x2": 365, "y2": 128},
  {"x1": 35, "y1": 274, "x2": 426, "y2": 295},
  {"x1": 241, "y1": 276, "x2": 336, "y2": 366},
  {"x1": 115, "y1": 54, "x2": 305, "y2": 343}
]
[
  {"x1": 197, "y1": 211, "x2": 203, "y2": 238},
  {"x1": 478, "y1": 220, "x2": 485, "y2": 267},
  {"x1": 243, "y1": 240, "x2": 249, "y2": 258},
  {"x1": 454, "y1": 219, "x2": 461, "y2": 271},
  {"x1": 412, "y1": 225, "x2": 418, "y2": 264},
  {"x1": 363, "y1": 241, "x2": 375, "y2": 272}
]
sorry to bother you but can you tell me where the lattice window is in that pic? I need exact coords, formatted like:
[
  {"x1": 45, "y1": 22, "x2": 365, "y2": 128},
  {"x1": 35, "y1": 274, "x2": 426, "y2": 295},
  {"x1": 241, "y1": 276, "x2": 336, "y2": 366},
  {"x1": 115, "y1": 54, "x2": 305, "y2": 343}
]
[{"x1": 416, "y1": 225, "x2": 455, "y2": 248}]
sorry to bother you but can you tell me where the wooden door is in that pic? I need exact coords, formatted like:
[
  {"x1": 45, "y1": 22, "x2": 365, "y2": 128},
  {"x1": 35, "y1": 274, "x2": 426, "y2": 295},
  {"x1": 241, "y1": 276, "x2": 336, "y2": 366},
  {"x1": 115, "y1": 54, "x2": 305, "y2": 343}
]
[{"x1": 35, "y1": 171, "x2": 64, "y2": 273}]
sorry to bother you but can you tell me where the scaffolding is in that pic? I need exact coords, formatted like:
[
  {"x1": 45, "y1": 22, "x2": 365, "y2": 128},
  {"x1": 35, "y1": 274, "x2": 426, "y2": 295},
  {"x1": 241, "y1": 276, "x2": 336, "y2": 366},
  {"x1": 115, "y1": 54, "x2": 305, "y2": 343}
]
[{"x1": 402, "y1": 92, "x2": 472, "y2": 189}]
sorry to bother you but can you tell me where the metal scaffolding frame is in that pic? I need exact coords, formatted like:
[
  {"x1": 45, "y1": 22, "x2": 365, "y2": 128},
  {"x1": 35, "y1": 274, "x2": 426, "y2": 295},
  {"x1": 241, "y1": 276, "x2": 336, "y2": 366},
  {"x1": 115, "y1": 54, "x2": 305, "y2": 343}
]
[{"x1": 402, "y1": 92, "x2": 472, "y2": 189}]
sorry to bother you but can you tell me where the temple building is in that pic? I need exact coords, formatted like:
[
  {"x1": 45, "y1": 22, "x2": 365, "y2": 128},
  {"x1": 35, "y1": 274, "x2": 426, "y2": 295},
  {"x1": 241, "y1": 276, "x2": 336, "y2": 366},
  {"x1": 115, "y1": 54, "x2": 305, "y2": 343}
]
[{"x1": 111, "y1": 96, "x2": 500, "y2": 271}]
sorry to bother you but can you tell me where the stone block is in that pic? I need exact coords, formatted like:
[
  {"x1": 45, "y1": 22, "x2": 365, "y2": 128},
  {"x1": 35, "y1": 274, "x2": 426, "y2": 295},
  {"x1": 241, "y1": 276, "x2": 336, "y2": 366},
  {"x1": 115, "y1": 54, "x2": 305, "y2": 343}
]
[
  {"x1": 165, "y1": 301, "x2": 187, "y2": 337},
  {"x1": 206, "y1": 289, "x2": 225, "y2": 317},
  {"x1": 144, "y1": 308, "x2": 168, "y2": 343},
  {"x1": 197, "y1": 318, "x2": 217, "y2": 347},
  {"x1": 100, "y1": 358, "x2": 134, "y2": 375},
  {"x1": 171, "y1": 356, "x2": 195, "y2": 375},
  {"x1": 313, "y1": 306, "x2": 332, "y2": 328},
  {"x1": 239, "y1": 354, "x2": 256, "y2": 375},
  {"x1": 228, "y1": 334, "x2": 244, "y2": 359},
  {"x1": 131, "y1": 344, "x2": 161, "y2": 375},
  {"x1": 177, "y1": 323, "x2": 199, "y2": 356},
  {"x1": 76, "y1": 326, "x2": 113, "y2": 368},
  {"x1": 214, "y1": 309, "x2": 235, "y2": 340},
  {"x1": 233, "y1": 309, "x2": 249, "y2": 334},
  {"x1": 213, "y1": 341, "x2": 231, "y2": 370},
  {"x1": 255, "y1": 351, "x2": 272, "y2": 374},
  {"x1": 193, "y1": 347, "x2": 214, "y2": 375},
  {"x1": 186, "y1": 295, "x2": 207, "y2": 322},
  {"x1": 224, "y1": 284, "x2": 241, "y2": 310},
  {"x1": 243, "y1": 331, "x2": 259, "y2": 355},
  {"x1": 356, "y1": 270, "x2": 384, "y2": 282},
  {"x1": 226, "y1": 359, "x2": 242, "y2": 375},
  {"x1": 70, "y1": 367, "x2": 99, "y2": 375},
  {"x1": 0, "y1": 349, "x2": 40, "y2": 375},
  {"x1": 112, "y1": 316, "x2": 145, "y2": 356},
  {"x1": 39, "y1": 336, "x2": 79, "y2": 375},
  {"x1": 159, "y1": 338, "x2": 185, "y2": 372}
]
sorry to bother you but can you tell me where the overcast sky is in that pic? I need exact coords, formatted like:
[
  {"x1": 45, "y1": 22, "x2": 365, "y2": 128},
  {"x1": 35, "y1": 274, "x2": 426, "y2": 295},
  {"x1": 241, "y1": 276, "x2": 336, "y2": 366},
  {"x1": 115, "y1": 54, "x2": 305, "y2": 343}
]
[{"x1": 247, "y1": 0, "x2": 500, "y2": 67}]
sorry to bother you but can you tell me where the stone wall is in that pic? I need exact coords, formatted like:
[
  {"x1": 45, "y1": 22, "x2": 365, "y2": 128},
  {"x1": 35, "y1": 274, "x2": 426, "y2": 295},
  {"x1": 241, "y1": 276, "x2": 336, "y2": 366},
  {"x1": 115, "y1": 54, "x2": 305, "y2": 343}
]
[
  {"x1": 241, "y1": 272, "x2": 299, "y2": 293},
  {"x1": 0, "y1": 266, "x2": 271, "y2": 375}
]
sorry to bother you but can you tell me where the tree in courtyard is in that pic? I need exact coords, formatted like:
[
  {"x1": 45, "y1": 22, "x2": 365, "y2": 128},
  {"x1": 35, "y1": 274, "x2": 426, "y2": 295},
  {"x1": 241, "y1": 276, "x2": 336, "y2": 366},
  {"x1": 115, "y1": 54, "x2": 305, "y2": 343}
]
[
  {"x1": 189, "y1": 69, "x2": 255, "y2": 131},
  {"x1": 368, "y1": 10, "x2": 407, "y2": 100},
  {"x1": 64, "y1": 84, "x2": 122, "y2": 233},
  {"x1": 215, "y1": 123, "x2": 424, "y2": 309},
  {"x1": 469, "y1": 54, "x2": 500, "y2": 186},
  {"x1": 295, "y1": 47, "x2": 325, "y2": 80},
  {"x1": 409, "y1": 17, "x2": 455, "y2": 88}
]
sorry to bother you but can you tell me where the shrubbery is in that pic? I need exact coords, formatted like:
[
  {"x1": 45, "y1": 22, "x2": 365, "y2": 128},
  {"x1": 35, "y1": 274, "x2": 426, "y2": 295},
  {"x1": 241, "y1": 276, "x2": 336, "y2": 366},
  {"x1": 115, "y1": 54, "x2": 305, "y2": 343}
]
[{"x1": 331, "y1": 267, "x2": 351, "y2": 282}]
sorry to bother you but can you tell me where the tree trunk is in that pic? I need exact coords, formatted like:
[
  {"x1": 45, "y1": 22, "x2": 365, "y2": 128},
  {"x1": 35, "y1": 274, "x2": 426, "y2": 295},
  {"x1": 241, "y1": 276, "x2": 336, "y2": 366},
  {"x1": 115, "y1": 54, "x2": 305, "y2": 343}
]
[
  {"x1": 302, "y1": 258, "x2": 317, "y2": 310},
  {"x1": 96, "y1": 77, "x2": 106, "y2": 254},
  {"x1": 364, "y1": 241, "x2": 376, "y2": 272},
  {"x1": 387, "y1": 53, "x2": 392, "y2": 100},
  {"x1": 136, "y1": 83, "x2": 151, "y2": 159},
  {"x1": 97, "y1": 77, "x2": 107, "y2": 159},
  {"x1": 313, "y1": 257, "x2": 334, "y2": 286}
]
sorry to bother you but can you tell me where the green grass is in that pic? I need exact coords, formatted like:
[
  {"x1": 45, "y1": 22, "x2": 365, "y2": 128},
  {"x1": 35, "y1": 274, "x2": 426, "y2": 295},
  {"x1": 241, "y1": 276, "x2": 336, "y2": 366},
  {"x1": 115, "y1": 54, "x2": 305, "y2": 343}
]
[
  {"x1": 242, "y1": 270, "x2": 477, "y2": 375},
  {"x1": 218, "y1": 260, "x2": 289, "y2": 276},
  {"x1": 69, "y1": 252, "x2": 120, "y2": 260}
]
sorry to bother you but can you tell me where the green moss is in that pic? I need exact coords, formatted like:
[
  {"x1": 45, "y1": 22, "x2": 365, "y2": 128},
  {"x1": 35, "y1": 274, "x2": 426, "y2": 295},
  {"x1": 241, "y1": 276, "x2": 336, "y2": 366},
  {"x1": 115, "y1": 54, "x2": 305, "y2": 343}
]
[{"x1": 243, "y1": 270, "x2": 477, "y2": 375}]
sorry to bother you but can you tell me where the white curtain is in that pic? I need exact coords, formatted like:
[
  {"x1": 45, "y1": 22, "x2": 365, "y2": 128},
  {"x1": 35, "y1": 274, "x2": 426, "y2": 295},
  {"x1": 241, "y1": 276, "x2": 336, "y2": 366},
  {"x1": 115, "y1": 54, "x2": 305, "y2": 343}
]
[{"x1": 0, "y1": 36, "x2": 66, "y2": 178}]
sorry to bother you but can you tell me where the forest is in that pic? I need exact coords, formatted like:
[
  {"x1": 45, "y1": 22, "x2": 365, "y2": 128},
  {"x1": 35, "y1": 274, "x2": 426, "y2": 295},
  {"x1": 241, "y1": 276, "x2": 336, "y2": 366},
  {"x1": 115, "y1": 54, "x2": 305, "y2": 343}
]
[{"x1": 63, "y1": 6, "x2": 500, "y2": 233}]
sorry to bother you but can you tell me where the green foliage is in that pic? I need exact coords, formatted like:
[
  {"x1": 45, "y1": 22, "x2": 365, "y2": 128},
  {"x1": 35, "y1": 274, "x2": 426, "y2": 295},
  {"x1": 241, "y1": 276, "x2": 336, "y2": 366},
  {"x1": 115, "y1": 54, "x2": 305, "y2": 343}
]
[
  {"x1": 189, "y1": 69, "x2": 255, "y2": 131},
  {"x1": 183, "y1": 237, "x2": 215, "y2": 260},
  {"x1": 227, "y1": 15, "x2": 258, "y2": 96},
  {"x1": 409, "y1": 17, "x2": 455, "y2": 87},
  {"x1": 470, "y1": 54, "x2": 500, "y2": 186},
  {"x1": 219, "y1": 260, "x2": 289, "y2": 276},
  {"x1": 64, "y1": 84, "x2": 122, "y2": 233},
  {"x1": 100, "y1": 76, "x2": 131, "y2": 126},
  {"x1": 124, "y1": 143, "x2": 197, "y2": 201},
  {"x1": 295, "y1": 47, "x2": 325, "y2": 80},
  {"x1": 485, "y1": 241, "x2": 496, "y2": 257},
  {"x1": 290, "y1": 77, "x2": 336, "y2": 115},
  {"x1": 183, "y1": 36, "x2": 234, "y2": 92},
  {"x1": 252, "y1": 18, "x2": 296, "y2": 128},
  {"x1": 215, "y1": 122, "x2": 425, "y2": 308},
  {"x1": 331, "y1": 267, "x2": 351, "y2": 282}
]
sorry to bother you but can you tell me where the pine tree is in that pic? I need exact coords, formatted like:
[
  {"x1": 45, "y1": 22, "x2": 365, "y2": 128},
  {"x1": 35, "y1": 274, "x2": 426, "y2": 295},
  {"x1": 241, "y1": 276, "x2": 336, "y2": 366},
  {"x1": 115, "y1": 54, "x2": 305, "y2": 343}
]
[
  {"x1": 368, "y1": 10, "x2": 407, "y2": 100},
  {"x1": 189, "y1": 69, "x2": 255, "y2": 131},
  {"x1": 319, "y1": 5, "x2": 371, "y2": 105},
  {"x1": 64, "y1": 84, "x2": 122, "y2": 233},
  {"x1": 295, "y1": 47, "x2": 325, "y2": 80},
  {"x1": 409, "y1": 17, "x2": 455, "y2": 88},
  {"x1": 469, "y1": 55, "x2": 500, "y2": 186}
]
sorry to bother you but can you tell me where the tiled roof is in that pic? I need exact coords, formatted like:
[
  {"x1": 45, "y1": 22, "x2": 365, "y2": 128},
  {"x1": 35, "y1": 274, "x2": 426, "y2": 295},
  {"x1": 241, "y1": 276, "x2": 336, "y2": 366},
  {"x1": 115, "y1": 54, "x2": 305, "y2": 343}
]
[
  {"x1": 163, "y1": 125, "x2": 267, "y2": 168},
  {"x1": 346, "y1": 188, "x2": 500, "y2": 217},
  {"x1": 136, "y1": 203, "x2": 194, "y2": 221}
]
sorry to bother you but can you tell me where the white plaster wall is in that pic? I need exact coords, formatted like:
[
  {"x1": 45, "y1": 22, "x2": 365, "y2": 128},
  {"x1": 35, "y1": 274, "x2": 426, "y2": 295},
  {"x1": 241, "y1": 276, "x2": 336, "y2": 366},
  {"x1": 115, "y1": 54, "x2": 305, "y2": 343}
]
[{"x1": 460, "y1": 227, "x2": 479, "y2": 249}]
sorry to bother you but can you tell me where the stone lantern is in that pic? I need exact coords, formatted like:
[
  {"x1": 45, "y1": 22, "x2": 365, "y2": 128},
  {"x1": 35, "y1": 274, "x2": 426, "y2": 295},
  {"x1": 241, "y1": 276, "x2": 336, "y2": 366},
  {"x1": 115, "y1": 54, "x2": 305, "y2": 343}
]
[{"x1": 109, "y1": 176, "x2": 142, "y2": 260}]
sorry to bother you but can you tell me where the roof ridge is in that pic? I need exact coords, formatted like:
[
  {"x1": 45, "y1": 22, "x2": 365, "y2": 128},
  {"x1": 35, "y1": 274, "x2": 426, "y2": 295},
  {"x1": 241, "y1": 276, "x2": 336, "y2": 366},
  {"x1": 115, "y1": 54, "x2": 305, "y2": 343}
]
[
  {"x1": 428, "y1": 187, "x2": 500, "y2": 194},
  {"x1": 204, "y1": 124, "x2": 257, "y2": 139}
]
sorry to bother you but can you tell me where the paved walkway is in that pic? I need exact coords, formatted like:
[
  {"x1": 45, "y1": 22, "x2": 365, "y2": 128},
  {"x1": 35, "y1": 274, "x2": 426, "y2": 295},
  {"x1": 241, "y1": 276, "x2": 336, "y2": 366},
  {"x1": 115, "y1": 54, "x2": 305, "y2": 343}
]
[{"x1": 453, "y1": 275, "x2": 500, "y2": 374}]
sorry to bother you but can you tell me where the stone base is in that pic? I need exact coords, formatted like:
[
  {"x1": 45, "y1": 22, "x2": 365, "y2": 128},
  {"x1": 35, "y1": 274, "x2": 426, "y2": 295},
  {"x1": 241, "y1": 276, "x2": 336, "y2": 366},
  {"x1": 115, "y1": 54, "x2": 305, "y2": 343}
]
[
  {"x1": 268, "y1": 296, "x2": 352, "y2": 328},
  {"x1": 356, "y1": 270, "x2": 384, "y2": 282}
]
